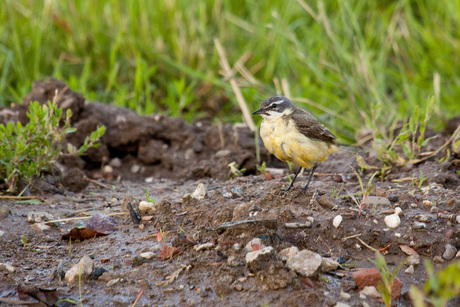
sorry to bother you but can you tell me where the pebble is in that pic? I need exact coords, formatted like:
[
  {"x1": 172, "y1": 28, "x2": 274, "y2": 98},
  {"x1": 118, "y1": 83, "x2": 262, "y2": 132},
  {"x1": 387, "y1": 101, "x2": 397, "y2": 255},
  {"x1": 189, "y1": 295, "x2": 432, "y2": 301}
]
[
  {"x1": 102, "y1": 165, "x2": 113, "y2": 173},
  {"x1": 407, "y1": 254, "x2": 420, "y2": 266},
  {"x1": 405, "y1": 265, "x2": 414, "y2": 274},
  {"x1": 423, "y1": 200, "x2": 433, "y2": 206},
  {"x1": 139, "y1": 252, "x2": 155, "y2": 259},
  {"x1": 433, "y1": 256, "x2": 444, "y2": 263},
  {"x1": 430, "y1": 206, "x2": 439, "y2": 213},
  {"x1": 0, "y1": 230, "x2": 5, "y2": 237},
  {"x1": 194, "y1": 243, "x2": 214, "y2": 252},
  {"x1": 457, "y1": 216, "x2": 460, "y2": 224},
  {"x1": 279, "y1": 246, "x2": 299, "y2": 261},
  {"x1": 231, "y1": 187, "x2": 242, "y2": 196},
  {"x1": 222, "y1": 192, "x2": 232, "y2": 198},
  {"x1": 130, "y1": 164, "x2": 141, "y2": 173},
  {"x1": 27, "y1": 212, "x2": 54, "y2": 223},
  {"x1": 191, "y1": 183, "x2": 207, "y2": 200},
  {"x1": 366, "y1": 196, "x2": 391, "y2": 207},
  {"x1": 442, "y1": 244, "x2": 457, "y2": 261},
  {"x1": 139, "y1": 201, "x2": 155, "y2": 213},
  {"x1": 145, "y1": 177, "x2": 154, "y2": 183},
  {"x1": 410, "y1": 203, "x2": 417, "y2": 208},
  {"x1": 285, "y1": 221, "x2": 312, "y2": 228},
  {"x1": 107, "y1": 278, "x2": 121, "y2": 287},
  {"x1": 286, "y1": 249, "x2": 322, "y2": 277},
  {"x1": 388, "y1": 194, "x2": 399, "y2": 202},
  {"x1": 65, "y1": 255, "x2": 94, "y2": 283},
  {"x1": 360, "y1": 286, "x2": 381, "y2": 298},
  {"x1": 333, "y1": 215, "x2": 343, "y2": 228},
  {"x1": 413, "y1": 222, "x2": 426, "y2": 229},
  {"x1": 109, "y1": 158, "x2": 122, "y2": 168},
  {"x1": 245, "y1": 246, "x2": 274, "y2": 264},
  {"x1": 418, "y1": 215, "x2": 431, "y2": 222},
  {"x1": 30, "y1": 223, "x2": 51, "y2": 232},
  {"x1": 0, "y1": 205, "x2": 10, "y2": 219},
  {"x1": 394, "y1": 233, "x2": 401, "y2": 238},
  {"x1": 321, "y1": 257, "x2": 339, "y2": 273},
  {"x1": 306, "y1": 217, "x2": 314, "y2": 223},
  {"x1": 384, "y1": 214, "x2": 400, "y2": 228},
  {"x1": 233, "y1": 243, "x2": 241, "y2": 251},
  {"x1": 340, "y1": 291, "x2": 351, "y2": 300},
  {"x1": 0, "y1": 263, "x2": 15, "y2": 273},
  {"x1": 243, "y1": 238, "x2": 262, "y2": 253},
  {"x1": 456, "y1": 251, "x2": 460, "y2": 258}
]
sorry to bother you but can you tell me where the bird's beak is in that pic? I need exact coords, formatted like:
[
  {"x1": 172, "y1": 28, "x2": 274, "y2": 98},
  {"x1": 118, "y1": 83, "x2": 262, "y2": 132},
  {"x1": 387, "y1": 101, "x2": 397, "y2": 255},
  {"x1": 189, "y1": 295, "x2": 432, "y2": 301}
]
[{"x1": 252, "y1": 108, "x2": 265, "y2": 115}]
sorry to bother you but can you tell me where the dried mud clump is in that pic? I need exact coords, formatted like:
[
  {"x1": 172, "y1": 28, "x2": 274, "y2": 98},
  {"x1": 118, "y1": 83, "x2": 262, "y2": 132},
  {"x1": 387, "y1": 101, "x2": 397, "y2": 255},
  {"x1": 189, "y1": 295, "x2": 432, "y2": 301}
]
[{"x1": 3, "y1": 78, "x2": 273, "y2": 186}]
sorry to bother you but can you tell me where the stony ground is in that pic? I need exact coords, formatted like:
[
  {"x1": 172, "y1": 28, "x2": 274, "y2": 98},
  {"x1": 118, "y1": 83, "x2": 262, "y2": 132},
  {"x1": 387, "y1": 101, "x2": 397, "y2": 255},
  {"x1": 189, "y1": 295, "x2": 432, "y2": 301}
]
[{"x1": 0, "y1": 80, "x2": 459, "y2": 306}]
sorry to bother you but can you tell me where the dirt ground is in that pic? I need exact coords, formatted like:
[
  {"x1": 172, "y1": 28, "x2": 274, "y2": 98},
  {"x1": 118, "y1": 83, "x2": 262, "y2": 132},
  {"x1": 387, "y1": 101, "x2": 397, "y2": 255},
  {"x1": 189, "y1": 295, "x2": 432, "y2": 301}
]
[{"x1": 0, "y1": 79, "x2": 459, "y2": 306}]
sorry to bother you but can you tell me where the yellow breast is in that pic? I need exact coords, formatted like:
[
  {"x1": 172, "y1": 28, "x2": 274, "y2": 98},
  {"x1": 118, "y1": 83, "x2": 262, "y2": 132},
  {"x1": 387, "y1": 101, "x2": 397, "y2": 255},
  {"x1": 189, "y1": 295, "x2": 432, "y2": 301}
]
[{"x1": 260, "y1": 116, "x2": 337, "y2": 169}]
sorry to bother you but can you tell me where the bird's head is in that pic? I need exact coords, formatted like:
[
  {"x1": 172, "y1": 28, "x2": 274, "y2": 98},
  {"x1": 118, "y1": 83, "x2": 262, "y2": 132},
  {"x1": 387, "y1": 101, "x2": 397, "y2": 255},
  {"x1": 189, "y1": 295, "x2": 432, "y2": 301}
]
[{"x1": 252, "y1": 96, "x2": 295, "y2": 119}]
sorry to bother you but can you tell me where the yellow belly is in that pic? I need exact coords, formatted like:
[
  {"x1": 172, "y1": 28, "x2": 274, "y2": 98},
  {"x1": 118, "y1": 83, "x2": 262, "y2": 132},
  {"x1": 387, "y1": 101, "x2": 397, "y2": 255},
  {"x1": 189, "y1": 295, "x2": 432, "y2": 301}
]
[{"x1": 260, "y1": 118, "x2": 337, "y2": 169}]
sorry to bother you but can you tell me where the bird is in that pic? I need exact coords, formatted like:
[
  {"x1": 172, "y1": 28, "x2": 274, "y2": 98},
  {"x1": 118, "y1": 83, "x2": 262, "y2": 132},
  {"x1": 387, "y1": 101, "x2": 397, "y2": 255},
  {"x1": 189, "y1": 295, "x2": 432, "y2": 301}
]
[{"x1": 252, "y1": 96, "x2": 338, "y2": 192}]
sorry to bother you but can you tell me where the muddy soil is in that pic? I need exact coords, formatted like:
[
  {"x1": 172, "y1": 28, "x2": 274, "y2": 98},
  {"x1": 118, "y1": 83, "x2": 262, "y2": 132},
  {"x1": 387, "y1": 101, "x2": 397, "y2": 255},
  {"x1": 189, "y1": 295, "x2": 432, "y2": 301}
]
[{"x1": 0, "y1": 79, "x2": 459, "y2": 306}]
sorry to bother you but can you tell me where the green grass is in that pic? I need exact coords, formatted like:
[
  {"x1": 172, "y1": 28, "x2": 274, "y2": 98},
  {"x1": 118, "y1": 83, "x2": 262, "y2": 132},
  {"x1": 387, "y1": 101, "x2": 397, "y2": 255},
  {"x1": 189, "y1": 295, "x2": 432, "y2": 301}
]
[{"x1": 1, "y1": 0, "x2": 459, "y2": 142}]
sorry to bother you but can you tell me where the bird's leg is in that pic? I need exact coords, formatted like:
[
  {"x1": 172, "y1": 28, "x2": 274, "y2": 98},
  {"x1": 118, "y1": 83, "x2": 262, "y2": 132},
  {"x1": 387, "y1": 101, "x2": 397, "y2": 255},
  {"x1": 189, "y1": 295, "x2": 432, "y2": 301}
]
[
  {"x1": 284, "y1": 166, "x2": 303, "y2": 192},
  {"x1": 301, "y1": 165, "x2": 317, "y2": 192}
]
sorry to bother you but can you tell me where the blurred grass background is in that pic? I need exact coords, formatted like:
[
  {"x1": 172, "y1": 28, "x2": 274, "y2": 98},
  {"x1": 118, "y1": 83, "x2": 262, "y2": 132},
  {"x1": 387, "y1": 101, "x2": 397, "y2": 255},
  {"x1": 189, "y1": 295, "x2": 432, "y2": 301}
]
[{"x1": 1, "y1": 0, "x2": 459, "y2": 142}]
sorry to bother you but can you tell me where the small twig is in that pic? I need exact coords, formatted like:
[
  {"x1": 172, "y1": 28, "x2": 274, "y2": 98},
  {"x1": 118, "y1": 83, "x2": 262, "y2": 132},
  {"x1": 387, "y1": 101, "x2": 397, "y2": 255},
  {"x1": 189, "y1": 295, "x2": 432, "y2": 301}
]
[
  {"x1": 45, "y1": 212, "x2": 128, "y2": 224},
  {"x1": 378, "y1": 243, "x2": 392, "y2": 252},
  {"x1": 131, "y1": 289, "x2": 144, "y2": 307},
  {"x1": 215, "y1": 219, "x2": 277, "y2": 230},
  {"x1": 85, "y1": 177, "x2": 113, "y2": 190},
  {"x1": 356, "y1": 237, "x2": 377, "y2": 252},
  {"x1": 342, "y1": 233, "x2": 362, "y2": 242},
  {"x1": 0, "y1": 195, "x2": 38, "y2": 199}
]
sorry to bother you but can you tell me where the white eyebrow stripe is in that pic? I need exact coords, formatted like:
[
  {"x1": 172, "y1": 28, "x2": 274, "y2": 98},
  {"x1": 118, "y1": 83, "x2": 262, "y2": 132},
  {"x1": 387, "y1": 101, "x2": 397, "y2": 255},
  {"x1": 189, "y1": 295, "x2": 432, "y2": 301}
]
[{"x1": 269, "y1": 100, "x2": 284, "y2": 107}]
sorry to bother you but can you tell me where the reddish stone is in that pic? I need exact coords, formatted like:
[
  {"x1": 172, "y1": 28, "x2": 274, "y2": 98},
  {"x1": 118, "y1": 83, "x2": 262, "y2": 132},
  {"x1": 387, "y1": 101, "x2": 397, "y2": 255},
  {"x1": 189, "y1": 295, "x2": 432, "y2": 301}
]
[{"x1": 352, "y1": 268, "x2": 403, "y2": 301}]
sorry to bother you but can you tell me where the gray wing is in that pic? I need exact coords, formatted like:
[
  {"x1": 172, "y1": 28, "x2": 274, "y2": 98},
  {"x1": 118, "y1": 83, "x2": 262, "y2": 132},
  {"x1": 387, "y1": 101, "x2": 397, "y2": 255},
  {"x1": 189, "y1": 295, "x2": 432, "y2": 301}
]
[{"x1": 291, "y1": 109, "x2": 336, "y2": 143}]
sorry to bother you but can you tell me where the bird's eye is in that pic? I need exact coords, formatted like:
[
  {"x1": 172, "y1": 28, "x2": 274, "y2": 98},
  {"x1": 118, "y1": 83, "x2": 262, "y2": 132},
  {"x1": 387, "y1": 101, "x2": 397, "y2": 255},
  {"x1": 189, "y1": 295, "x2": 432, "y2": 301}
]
[{"x1": 269, "y1": 104, "x2": 276, "y2": 109}]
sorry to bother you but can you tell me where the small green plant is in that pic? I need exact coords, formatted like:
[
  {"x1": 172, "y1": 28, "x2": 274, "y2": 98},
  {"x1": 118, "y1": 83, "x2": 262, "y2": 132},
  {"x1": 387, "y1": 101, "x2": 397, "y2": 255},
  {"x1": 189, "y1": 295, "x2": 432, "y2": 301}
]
[
  {"x1": 78, "y1": 264, "x2": 83, "y2": 307},
  {"x1": 412, "y1": 170, "x2": 428, "y2": 192},
  {"x1": 348, "y1": 167, "x2": 377, "y2": 215},
  {"x1": 373, "y1": 97, "x2": 438, "y2": 167},
  {"x1": 371, "y1": 251, "x2": 407, "y2": 307},
  {"x1": 256, "y1": 161, "x2": 266, "y2": 175},
  {"x1": 21, "y1": 235, "x2": 31, "y2": 251},
  {"x1": 410, "y1": 260, "x2": 460, "y2": 307},
  {"x1": 227, "y1": 162, "x2": 245, "y2": 178},
  {"x1": 331, "y1": 183, "x2": 344, "y2": 198},
  {"x1": 145, "y1": 189, "x2": 155, "y2": 203},
  {"x1": 0, "y1": 100, "x2": 105, "y2": 193}
]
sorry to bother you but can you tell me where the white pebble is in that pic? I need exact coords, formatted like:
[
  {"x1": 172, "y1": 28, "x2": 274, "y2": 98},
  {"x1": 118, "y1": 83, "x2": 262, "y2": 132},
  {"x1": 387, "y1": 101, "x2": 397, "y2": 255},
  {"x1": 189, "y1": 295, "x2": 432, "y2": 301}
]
[
  {"x1": 405, "y1": 265, "x2": 414, "y2": 274},
  {"x1": 102, "y1": 165, "x2": 113, "y2": 173},
  {"x1": 394, "y1": 207, "x2": 402, "y2": 215},
  {"x1": 139, "y1": 201, "x2": 155, "y2": 213},
  {"x1": 333, "y1": 215, "x2": 343, "y2": 228},
  {"x1": 394, "y1": 233, "x2": 401, "y2": 238},
  {"x1": 194, "y1": 243, "x2": 214, "y2": 252},
  {"x1": 456, "y1": 216, "x2": 460, "y2": 224},
  {"x1": 384, "y1": 214, "x2": 401, "y2": 228},
  {"x1": 140, "y1": 252, "x2": 155, "y2": 259},
  {"x1": 191, "y1": 183, "x2": 207, "y2": 200}
]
